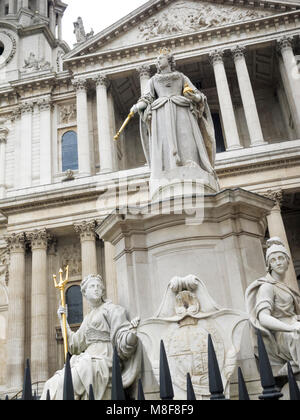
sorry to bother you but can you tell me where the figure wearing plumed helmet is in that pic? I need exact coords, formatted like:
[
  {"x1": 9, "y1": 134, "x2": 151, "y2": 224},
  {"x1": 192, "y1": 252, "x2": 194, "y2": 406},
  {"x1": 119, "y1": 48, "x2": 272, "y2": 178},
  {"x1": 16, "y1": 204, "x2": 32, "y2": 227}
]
[{"x1": 246, "y1": 238, "x2": 300, "y2": 377}]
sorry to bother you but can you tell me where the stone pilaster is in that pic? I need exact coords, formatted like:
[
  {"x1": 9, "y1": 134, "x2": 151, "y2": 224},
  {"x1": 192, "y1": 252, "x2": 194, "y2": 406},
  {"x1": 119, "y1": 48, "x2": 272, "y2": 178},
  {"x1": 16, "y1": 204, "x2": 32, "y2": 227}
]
[
  {"x1": 37, "y1": 98, "x2": 52, "y2": 185},
  {"x1": 94, "y1": 74, "x2": 115, "y2": 173},
  {"x1": 72, "y1": 78, "x2": 92, "y2": 176},
  {"x1": 137, "y1": 64, "x2": 151, "y2": 95},
  {"x1": 19, "y1": 101, "x2": 33, "y2": 188},
  {"x1": 264, "y1": 189, "x2": 298, "y2": 290},
  {"x1": 232, "y1": 45, "x2": 265, "y2": 147},
  {"x1": 74, "y1": 221, "x2": 98, "y2": 314},
  {"x1": 209, "y1": 49, "x2": 242, "y2": 151},
  {"x1": 0, "y1": 126, "x2": 9, "y2": 199},
  {"x1": 27, "y1": 229, "x2": 52, "y2": 383},
  {"x1": 6, "y1": 233, "x2": 26, "y2": 391}
]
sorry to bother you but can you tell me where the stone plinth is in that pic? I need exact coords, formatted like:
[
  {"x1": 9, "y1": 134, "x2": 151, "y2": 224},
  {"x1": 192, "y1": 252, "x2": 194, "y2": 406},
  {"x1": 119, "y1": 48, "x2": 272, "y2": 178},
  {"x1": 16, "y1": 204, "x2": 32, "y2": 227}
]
[{"x1": 96, "y1": 188, "x2": 275, "y2": 398}]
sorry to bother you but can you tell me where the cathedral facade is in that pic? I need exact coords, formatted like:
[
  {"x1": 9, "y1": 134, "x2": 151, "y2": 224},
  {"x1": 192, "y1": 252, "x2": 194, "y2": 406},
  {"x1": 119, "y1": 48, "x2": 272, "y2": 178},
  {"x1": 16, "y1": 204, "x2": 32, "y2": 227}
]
[{"x1": 0, "y1": 0, "x2": 299, "y2": 398}]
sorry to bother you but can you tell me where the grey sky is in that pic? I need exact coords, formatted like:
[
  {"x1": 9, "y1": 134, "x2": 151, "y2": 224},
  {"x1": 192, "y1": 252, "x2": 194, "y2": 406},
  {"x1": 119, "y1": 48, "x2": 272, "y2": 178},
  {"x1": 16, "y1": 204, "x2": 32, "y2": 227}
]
[{"x1": 62, "y1": 0, "x2": 149, "y2": 48}]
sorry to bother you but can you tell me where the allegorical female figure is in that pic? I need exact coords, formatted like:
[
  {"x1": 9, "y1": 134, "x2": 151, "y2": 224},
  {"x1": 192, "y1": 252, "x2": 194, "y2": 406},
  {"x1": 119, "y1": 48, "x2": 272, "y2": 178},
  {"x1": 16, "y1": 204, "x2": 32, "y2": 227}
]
[
  {"x1": 41, "y1": 275, "x2": 140, "y2": 400},
  {"x1": 246, "y1": 238, "x2": 300, "y2": 375},
  {"x1": 130, "y1": 51, "x2": 217, "y2": 180}
]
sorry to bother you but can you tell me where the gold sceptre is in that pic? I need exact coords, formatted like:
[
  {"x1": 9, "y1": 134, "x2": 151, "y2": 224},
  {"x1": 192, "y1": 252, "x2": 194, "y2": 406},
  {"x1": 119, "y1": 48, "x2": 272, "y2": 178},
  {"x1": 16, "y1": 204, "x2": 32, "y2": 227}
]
[
  {"x1": 114, "y1": 111, "x2": 135, "y2": 141},
  {"x1": 53, "y1": 265, "x2": 69, "y2": 361}
]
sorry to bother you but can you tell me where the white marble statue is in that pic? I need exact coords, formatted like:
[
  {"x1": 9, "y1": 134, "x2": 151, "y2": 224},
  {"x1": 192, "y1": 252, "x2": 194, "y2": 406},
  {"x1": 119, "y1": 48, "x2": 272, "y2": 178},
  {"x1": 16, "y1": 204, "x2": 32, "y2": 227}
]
[
  {"x1": 246, "y1": 238, "x2": 300, "y2": 376},
  {"x1": 41, "y1": 274, "x2": 141, "y2": 400},
  {"x1": 137, "y1": 275, "x2": 248, "y2": 399},
  {"x1": 130, "y1": 51, "x2": 216, "y2": 180}
]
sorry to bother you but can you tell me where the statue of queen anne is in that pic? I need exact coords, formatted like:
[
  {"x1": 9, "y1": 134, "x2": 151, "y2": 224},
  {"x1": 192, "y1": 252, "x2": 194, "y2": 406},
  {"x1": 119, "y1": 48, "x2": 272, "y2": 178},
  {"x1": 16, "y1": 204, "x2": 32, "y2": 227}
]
[{"x1": 130, "y1": 50, "x2": 217, "y2": 180}]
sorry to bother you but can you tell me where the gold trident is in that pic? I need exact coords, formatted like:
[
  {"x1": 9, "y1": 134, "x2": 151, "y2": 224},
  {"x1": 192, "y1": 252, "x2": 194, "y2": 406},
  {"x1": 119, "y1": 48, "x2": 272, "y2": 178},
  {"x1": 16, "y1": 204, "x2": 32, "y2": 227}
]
[{"x1": 53, "y1": 266, "x2": 69, "y2": 361}]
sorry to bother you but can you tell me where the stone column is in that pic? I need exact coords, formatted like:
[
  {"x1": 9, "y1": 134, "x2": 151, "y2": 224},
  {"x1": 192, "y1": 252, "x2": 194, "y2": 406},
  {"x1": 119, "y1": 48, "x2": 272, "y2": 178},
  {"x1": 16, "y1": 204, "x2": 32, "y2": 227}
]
[
  {"x1": 72, "y1": 79, "x2": 92, "y2": 176},
  {"x1": 104, "y1": 242, "x2": 118, "y2": 304},
  {"x1": 94, "y1": 74, "x2": 114, "y2": 173},
  {"x1": 57, "y1": 14, "x2": 63, "y2": 40},
  {"x1": 277, "y1": 36, "x2": 300, "y2": 136},
  {"x1": 74, "y1": 221, "x2": 98, "y2": 314},
  {"x1": 0, "y1": 127, "x2": 8, "y2": 199},
  {"x1": 8, "y1": 0, "x2": 14, "y2": 14},
  {"x1": 38, "y1": 98, "x2": 52, "y2": 185},
  {"x1": 137, "y1": 64, "x2": 151, "y2": 96},
  {"x1": 210, "y1": 50, "x2": 242, "y2": 151},
  {"x1": 19, "y1": 101, "x2": 33, "y2": 188},
  {"x1": 22, "y1": 0, "x2": 28, "y2": 8},
  {"x1": 49, "y1": 1, "x2": 56, "y2": 35},
  {"x1": 27, "y1": 229, "x2": 51, "y2": 383},
  {"x1": 6, "y1": 233, "x2": 26, "y2": 391},
  {"x1": 264, "y1": 190, "x2": 298, "y2": 290},
  {"x1": 232, "y1": 46, "x2": 265, "y2": 147}
]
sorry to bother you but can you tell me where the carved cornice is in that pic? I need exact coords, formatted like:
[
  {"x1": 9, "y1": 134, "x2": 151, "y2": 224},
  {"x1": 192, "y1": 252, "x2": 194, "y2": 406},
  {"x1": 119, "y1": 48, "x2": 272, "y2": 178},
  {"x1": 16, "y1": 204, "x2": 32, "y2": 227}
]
[
  {"x1": 27, "y1": 229, "x2": 52, "y2": 250},
  {"x1": 137, "y1": 64, "x2": 151, "y2": 79},
  {"x1": 74, "y1": 220, "x2": 97, "y2": 241},
  {"x1": 6, "y1": 233, "x2": 26, "y2": 253}
]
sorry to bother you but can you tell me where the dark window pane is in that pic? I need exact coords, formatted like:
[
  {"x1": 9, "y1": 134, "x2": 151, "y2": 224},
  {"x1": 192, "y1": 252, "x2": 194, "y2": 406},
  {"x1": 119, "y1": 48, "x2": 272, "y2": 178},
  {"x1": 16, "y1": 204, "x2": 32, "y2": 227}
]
[
  {"x1": 66, "y1": 285, "x2": 83, "y2": 325},
  {"x1": 212, "y1": 113, "x2": 226, "y2": 153},
  {"x1": 62, "y1": 131, "x2": 78, "y2": 172}
]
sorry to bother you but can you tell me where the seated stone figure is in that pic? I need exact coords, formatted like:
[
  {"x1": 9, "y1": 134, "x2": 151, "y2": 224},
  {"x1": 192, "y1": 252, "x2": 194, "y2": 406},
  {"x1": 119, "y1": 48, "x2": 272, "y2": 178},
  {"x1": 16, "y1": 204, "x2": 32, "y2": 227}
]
[
  {"x1": 246, "y1": 238, "x2": 300, "y2": 376},
  {"x1": 41, "y1": 274, "x2": 141, "y2": 400}
]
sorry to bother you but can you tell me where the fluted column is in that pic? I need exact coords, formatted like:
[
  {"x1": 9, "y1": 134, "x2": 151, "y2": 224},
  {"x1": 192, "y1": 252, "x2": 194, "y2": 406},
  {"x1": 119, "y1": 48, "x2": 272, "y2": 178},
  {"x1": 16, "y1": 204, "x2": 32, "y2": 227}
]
[
  {"x1": 0, "y1": 127, "x2": 8, "y2": 199},
  {"x1": 6, "y1": 233, "x2": 26, "y2": 391},
  {"x1": 137, "y1": 64, "x2": 151, "y2": 95},
  {"x1": 38, "y1": 98, "x2": 52, "y2": 185},
  {"x1": 27, "y1": 229, "x2": 51, "y2": 383},
  {"x1": 72, "y1": 79, "x2": 92, "y2": 176},
  {"x1": 264, "y1": 190, "x2": 298, "y2": 290},
  {"x1": 19, "y1": 102, "x2": 33, "y2": 188},
  {"x1": 277, "y1": 36, "x2": 300, "y2": 136},
  {"x1": 210, "y1": 50, "x2": 242, "y2": 150},
  {"x1": 74, "y1": 221, "x2": 98, "y2": 314},
  {"x1": 94, "y1": 74, "x2": 114, "y2": 173},
  {"x1": 232, "y1": 46, "x2": 265, "y2": 147}
]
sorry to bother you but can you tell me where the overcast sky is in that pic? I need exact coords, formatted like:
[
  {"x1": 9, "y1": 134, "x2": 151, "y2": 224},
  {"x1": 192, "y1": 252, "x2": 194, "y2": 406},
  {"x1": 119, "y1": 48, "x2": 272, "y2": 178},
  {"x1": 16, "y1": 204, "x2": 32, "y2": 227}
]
[{"x1": 62, "y1": 0, "x2": 149, "y2": 47}]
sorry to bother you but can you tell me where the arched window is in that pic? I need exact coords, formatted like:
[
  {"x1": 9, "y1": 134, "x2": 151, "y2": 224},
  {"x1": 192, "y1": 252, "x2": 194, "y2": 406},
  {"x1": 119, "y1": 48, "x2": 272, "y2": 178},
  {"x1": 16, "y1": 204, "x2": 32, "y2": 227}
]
[
  {"x1": 66, "y1": 285, "x2": 83, "y2": 325},
  {"x1": 62, "y1": 130, "x2": 78, "y2": 172}
]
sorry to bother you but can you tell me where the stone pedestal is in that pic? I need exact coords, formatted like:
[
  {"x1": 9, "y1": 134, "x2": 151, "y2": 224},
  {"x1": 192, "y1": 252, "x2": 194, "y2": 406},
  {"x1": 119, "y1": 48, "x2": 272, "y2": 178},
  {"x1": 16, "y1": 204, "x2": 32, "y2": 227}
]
[{"x1": 96, "y1": 188, "x2": 275, "y2": 397}]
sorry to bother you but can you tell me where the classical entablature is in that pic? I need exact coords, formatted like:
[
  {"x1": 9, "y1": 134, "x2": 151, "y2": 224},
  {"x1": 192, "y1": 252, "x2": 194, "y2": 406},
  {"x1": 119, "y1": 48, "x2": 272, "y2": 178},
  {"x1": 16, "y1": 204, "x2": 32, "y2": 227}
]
[{"x1": 63, "y1": 0, "x2": 300, "y2": 75}]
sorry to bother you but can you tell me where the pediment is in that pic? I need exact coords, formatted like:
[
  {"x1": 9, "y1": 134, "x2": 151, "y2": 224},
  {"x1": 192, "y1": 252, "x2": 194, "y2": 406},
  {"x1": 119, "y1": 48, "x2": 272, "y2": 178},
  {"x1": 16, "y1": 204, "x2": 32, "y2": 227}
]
[{"x1": 65, "y1": 0, "x2": 300, "y2": 59}]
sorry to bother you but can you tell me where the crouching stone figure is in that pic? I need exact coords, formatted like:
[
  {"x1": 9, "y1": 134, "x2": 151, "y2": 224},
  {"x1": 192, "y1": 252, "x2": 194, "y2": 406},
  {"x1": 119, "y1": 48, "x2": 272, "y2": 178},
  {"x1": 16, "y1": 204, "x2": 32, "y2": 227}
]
[{"x1": 41, "y1": 274, "x2": 141, "y2": 400}]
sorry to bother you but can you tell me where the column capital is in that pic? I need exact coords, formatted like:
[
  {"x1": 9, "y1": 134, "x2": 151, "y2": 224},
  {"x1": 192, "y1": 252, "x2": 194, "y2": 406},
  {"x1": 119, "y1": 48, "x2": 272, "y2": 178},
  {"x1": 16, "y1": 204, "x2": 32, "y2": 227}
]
[
  {"x1": 6, "y1": 232, "x2": 26, "y2": 253},
  {"x1": 231, "y1": 45, "x2": 246, "y2": 61},
  {"x1": 27, "y1": 229, "x2": 52, "y2": 250},
  {"x1": 136, "y1": 64, "x2": 151, "y2": 78},
  {"x1": 93, "y1": 73, "x2": 110, "y2": 88},
  {"x1": 37, "y1": 97, "x2": 52, "y2": 112},
  {"x1": 74, "y1": 220, "x2": 97, "y2": 241},
  {"x1": 209, "y1": 49, "x2": 224, "y2": 66},
  {"x1": 263, "y1": 189, "x2": 283, "y2": 209},
  {"x1": 277, "y1": 36, "x2": 294, "y2": 53},
  {"x1": 20, "y1": 101, "x2": 34, "y2": 115},
  {"x1": 72, "y1": 78, "x2": 88, "y2": 92},
  {"x1": 0, "y1": 127, "x2": 9, "y2": 144}
]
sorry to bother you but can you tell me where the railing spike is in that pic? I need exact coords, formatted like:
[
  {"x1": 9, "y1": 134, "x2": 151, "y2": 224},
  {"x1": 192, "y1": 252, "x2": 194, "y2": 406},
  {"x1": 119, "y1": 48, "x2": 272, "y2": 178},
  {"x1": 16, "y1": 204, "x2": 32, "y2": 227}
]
[
  {"x1": 46, "y1": 389, "x2": 51, "y2": 401},
  {"x1": 137, "y1": 379, "x2": 145, "y2": 401},
  {"x1": 63, "y1": 353, "x2": 74, "y2": 400},
  {"x1": 22, "y1": 359, "x2": 33, "y2": 401},
  {"x1": 160, "y1": 340, "x2": 174, "y2": 400},
  {"x1": 89, "y1": 384, "x2": 95, "y2": 400},
  {"x1": 238, "y1": 367, "x2": 250, "y2": 400},
  {"x1": 111, "y1": 347, "x2": 126, "y2": 401},
  {"x1": 208, "y1": 334, "x2": 226, "y2": 400},
  {"x1": 187, "y1": 373, "x2": 196, "y2": 400},
  {"x1": 257, "y1": 330, "x2": 282, "y2": 400},
  {"x1": 287, "y1": 362, "x2": 300, "y2": 401}
]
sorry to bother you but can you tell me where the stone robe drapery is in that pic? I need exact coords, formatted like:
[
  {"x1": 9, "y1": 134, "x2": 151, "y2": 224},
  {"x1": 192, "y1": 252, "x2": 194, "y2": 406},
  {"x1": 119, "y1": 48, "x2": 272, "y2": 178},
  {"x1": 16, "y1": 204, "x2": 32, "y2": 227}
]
[
  {"x1": 138, "y1": 71, "x2": 216, "y2": 179},
  {"x1": 246, "y1": 273, "x2": 300, "y2": 373},
  {"x1": 41, "y1": 301, "x2": 140, "y2": 400}
]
